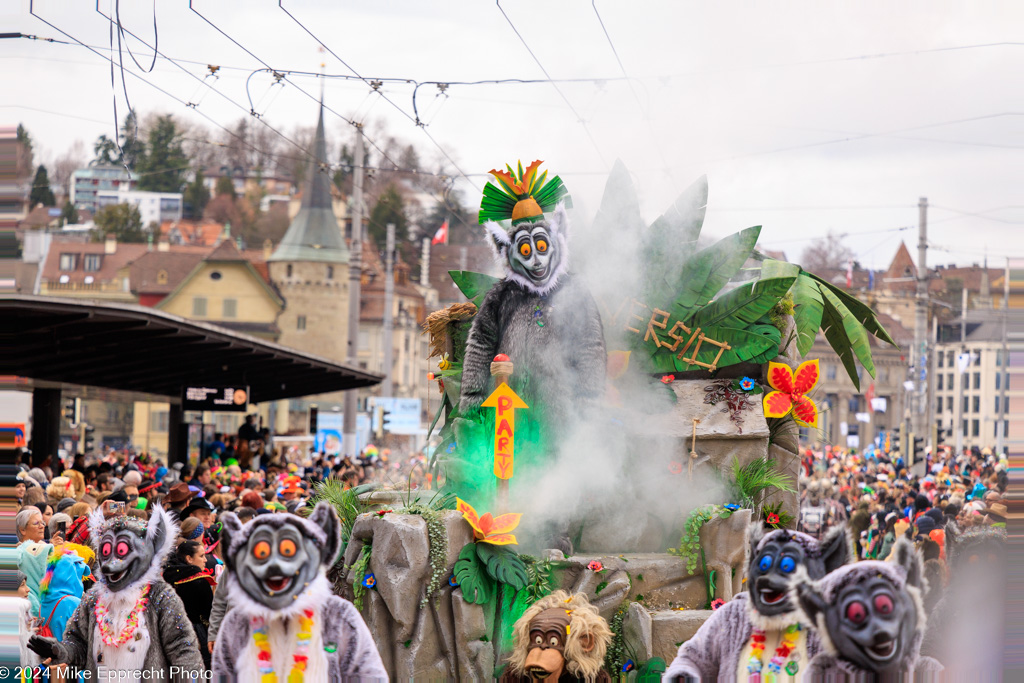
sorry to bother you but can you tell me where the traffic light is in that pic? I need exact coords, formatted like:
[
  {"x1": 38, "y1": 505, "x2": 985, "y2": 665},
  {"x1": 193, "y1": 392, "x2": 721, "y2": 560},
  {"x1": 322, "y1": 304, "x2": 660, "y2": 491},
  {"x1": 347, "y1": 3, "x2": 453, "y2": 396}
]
[
  {"x1": 308, "y1": 404, "x2": 318, "y2": 435},
  {"x1": 62, "y1": 397, "x2": 81, "y2": 425},
  {"x1": 374, "y1": 405, "x2": 384, "y2": 441},
  {"x1": 381, "y1": 408, "x2": 392, "y2": 434},
  {"x1": 83, "y1": 425, "x2": 95, "y2": 453},
  {"x1": 913, "y1": 435, "x2": 925, "y2": 465}
]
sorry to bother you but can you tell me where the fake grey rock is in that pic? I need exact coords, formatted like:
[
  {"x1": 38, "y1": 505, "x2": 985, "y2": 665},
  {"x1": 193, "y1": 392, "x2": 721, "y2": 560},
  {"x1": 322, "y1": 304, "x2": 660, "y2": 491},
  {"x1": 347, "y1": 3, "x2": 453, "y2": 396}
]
[
  {"x1": 623, "y1": 605, "x2": 714, "y2": 665},
  {"x1": 698, "y1": 509, "x2": 751, "y2": 602}
]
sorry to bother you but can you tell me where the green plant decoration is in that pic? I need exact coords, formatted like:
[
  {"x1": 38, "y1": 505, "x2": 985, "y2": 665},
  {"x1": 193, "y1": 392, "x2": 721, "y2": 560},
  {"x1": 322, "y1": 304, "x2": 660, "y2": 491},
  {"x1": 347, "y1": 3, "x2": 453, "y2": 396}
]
[
  {"x1": 637, "y1": 657, "x2": 667, "y2": 681},
  {"x1": 454, "y1": 543, "x2": 493, "y2": 605},
  {"x1": 351, "y1": 543, "x2": 373, "y2": 611},
  {"x1": 475, "y1": 542, "x2": 528, "y2": 591},
  {"x1": 669, "y1": 505, "x2": 716, "y2": 575},
  {"x1": 521, "y1": 556, "x2": 553, "y2": 604},
  {"x1": 397, "y1": 500, "x2": 451, "y2": 608},
  {"x1": 762, "y1": 501, "x2": 795, "y2": 529},
  {"x1": 306, "y1": 479, "x2": 363, "y2": 555},
  {"x1": 730, "y1": 457, "x2": 796, "y2": 509},
  {"x1": 448, "y1": 270, "x2": 501, "y2": 308}
]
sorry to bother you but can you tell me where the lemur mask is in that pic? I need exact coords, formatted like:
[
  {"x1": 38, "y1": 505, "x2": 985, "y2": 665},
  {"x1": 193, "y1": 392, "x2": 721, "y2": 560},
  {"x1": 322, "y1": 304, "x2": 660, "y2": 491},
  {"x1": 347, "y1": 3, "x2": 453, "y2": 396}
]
[
  {"x1": 484, "y1": 202, "x2": 569, "y2": 296},
  {"x1": 90, "y1": 505, "x2": 175, "y2": 592},
  {"x1": 793, "y1": 538, "x2": 924, "y2": 672},
  {"x1": 221, "y1": 502, "x2": 340, "y2": 611},
  {"x1": 747, "y1": 524, "x2": 850, "y2": 618}
]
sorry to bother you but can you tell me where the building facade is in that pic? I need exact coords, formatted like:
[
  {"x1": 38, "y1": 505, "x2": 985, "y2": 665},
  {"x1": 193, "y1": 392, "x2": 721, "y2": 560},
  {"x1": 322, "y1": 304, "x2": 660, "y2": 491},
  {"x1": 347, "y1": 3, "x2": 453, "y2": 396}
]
[
  {"x1": 95, "y1": 189, "x2": 183, "y2": 227},
  {"x1": 70, "y1": 166, "x2": 135, "y2": 214}
]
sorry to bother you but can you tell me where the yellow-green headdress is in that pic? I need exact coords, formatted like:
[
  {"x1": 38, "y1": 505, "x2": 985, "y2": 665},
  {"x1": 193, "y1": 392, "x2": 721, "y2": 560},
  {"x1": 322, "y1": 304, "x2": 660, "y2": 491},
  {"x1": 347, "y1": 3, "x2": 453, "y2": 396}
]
[{"x1": 479, "y1": 160, "x2": 571, "y2": 225}]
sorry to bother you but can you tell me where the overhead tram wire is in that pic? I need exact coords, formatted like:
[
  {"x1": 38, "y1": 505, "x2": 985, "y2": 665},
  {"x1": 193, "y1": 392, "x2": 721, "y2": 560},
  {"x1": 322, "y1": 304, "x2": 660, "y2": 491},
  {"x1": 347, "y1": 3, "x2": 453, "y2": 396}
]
[
  {"x1": 273, "y1": 2, "x2": 480, "y2": 193},
  {"x1": 94, "y1": 3, "x2": 316, "y2": 168},
  {"x1": 496, "y1": 0, "x2": 609, "y2": 169},
  {"x1": 187, "y1": 0, "x2": 402, "y2": 171}
]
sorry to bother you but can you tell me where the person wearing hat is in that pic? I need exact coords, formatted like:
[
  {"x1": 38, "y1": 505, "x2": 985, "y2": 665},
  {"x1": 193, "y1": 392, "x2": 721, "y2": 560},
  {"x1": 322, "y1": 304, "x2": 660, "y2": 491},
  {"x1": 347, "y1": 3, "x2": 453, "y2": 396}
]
[
  {"x1": 183, "y1": 497, "x2": 216, "y2": 529},
  {"x1": 164, "y1": 482, "x2": 193, "y2": 523}
]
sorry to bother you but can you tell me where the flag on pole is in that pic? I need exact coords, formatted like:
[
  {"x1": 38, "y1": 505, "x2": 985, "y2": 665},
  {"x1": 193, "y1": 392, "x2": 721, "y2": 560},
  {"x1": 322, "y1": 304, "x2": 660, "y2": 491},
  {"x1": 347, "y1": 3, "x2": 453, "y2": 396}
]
[{"x1": 431, "y1": 219, "x2": 449, "y2": 245}]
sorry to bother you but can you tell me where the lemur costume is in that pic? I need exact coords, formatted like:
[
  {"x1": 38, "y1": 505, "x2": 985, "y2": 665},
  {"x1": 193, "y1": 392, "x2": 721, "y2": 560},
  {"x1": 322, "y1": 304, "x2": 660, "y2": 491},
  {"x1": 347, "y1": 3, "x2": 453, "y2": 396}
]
[
  {"x1": 28, "y1": 505, "x2": 205, "y2": 682},
  {"x1": 664, "y1": 524, "x2": 850, "y2": 682},
  {"x1": 212, "y1": 502, "x2": 387, "y2": 681},
  {"x1": 791, "y1": 538, "x2": 943, "y2": 679},
  {"x1": 460, "y1": 161, "x2": 606, "y2": 426}
]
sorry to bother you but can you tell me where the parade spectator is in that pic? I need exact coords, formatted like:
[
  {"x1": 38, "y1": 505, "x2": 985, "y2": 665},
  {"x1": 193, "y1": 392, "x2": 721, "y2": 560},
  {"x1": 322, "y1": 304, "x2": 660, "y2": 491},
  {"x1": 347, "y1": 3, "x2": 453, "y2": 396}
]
[
  {"x1": 164, "y1": 482, "x2": 194, "y2": 522},
  {"x1": 17, "y1": 508, "x2": 46, "y2": 544},
  {"x1": 164, "y1": 539, "x2": 216, "y2": 669}
]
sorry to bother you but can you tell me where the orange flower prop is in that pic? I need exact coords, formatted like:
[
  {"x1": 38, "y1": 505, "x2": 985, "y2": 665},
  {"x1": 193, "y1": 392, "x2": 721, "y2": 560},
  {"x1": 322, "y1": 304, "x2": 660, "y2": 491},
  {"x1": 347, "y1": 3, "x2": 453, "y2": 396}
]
[
  {"x1": 762, "y1": 359, "x2": 820, "y2": 427},
  {"x1": 456, "y1": 497, "x2": 521, "y2": 545}
]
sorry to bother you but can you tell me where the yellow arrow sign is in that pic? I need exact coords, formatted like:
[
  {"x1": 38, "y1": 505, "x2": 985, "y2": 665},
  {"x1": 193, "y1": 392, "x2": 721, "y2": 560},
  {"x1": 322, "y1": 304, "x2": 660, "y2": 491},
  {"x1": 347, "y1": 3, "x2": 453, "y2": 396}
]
[{"x1": 481, "y1": 382, "x2": 529, "y2": 480}]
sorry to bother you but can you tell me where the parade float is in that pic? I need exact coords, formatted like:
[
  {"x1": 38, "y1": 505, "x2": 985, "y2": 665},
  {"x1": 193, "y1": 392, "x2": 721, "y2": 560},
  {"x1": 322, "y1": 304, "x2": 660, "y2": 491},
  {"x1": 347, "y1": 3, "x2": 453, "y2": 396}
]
[{"x1": 320, "y1": 161, "x2": 896, "y2": 679}]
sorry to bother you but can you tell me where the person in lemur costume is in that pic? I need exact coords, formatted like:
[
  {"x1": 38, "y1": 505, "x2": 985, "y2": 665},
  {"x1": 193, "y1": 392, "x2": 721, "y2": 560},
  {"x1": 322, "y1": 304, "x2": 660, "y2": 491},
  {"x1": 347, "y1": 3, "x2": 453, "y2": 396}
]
[
  {"x1": 212, "y1": 502, "x2": 387, "y2": 681},
  {"x1": 460, "y1": 160, "x2": 606, "y2": 428},
  {"x1": 791, "y1": 538, "x2": 943, "y2": 679},
  {"x1": 28, "y1": 505, "x2": 205, "y2": 682},
  {"x1": 664, "y1": 523, "x2": 851, "y2": 681}
]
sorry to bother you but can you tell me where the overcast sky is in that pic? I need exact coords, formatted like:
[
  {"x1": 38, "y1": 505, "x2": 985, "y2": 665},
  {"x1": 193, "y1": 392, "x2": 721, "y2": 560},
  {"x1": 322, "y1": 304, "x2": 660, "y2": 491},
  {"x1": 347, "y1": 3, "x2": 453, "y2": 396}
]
[{"x1": 5, "y1": 0, "x2": 1022, "y2": 270}]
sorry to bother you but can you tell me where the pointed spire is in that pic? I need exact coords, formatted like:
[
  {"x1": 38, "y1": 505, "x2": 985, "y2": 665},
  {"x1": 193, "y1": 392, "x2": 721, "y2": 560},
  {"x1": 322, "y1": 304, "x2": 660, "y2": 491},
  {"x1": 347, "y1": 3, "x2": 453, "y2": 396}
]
[{"x1": 268, "y1": 102, "x2": 349, "y2": 264}]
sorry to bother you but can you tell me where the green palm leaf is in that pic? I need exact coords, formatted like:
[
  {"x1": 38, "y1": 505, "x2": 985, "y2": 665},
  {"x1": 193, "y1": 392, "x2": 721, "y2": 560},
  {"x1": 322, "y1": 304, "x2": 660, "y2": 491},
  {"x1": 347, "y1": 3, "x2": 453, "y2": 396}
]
[
  {"x1": 475, "y1": 543, "x2": 528, "y2": 591},
  {"x1": 454, "y1": 543, "x2": 494, "y2": 604},
  {"x1": 592, "y1": 160, "x2": 645, "y2": 236},
  {"x1": 819, "y1": 288, "x2": 874, "y2": 390},
  {"x1": 449, "y1": 270, "x2": 500, "y2": 307},
  {"x1": 642, "y1": 175, "x2": 708, "y2": 290},
  {"x1": 807, "y1": 273, "x2": 897, "y2": 347},
  {"x1": 655, "y1": 225, "x2": 762, "y2": 316},
  {"x1": 688, "y1": 260, "x2": 797, "y2": 328},
  {"x1": 791, "y1": 273, "x2": 825, "y2": 357}
]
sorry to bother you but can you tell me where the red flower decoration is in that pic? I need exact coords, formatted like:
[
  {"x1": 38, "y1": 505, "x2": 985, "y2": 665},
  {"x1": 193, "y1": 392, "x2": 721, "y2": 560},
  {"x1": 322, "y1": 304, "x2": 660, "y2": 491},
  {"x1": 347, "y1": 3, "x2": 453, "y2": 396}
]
[
  {"x1": 766, "y1": 513, "x2": 781, "y2": 525},
  {"x1": 588, "y1": 560, "x2": 604, "y2": 572},
  {"x1": 661, "y1": 375, "x2": 675, "y2": 384},
  {"x1": 668, "y1": 461, "x2": 683, "y2": 475},
  {"x1": 711, "y1": 598, "x2": 725, "y2": 610},
  {"x1": 377, "y1": 509, "x2": 393, "y2": 517}
]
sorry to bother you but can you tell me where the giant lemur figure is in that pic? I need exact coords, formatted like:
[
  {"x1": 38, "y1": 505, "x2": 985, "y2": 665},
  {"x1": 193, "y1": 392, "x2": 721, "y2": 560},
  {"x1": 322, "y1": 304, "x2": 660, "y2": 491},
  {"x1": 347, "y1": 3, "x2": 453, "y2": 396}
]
[
  {"x1": 460, "y1": 161, "x2": 606, "y2": 428},
  {"x1": 212, "y1": 502, "x2": 387, "y2": 680},
  {"x1": 28, "y1": 506, "x2": 205, "y2": 682},
  {"x1": 664, "y1": 523, "x2": 851, "y2": 681},
  {"x1": 792, "y1": 537, "x2": 943, "y2": 679}
]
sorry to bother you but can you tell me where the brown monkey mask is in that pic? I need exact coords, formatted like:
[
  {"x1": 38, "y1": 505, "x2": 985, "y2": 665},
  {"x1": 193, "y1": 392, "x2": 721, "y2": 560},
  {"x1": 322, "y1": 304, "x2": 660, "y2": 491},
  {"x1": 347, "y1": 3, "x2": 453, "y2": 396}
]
[{"x1": 506, "y1": 592, "x2": 610, "y2": 683}]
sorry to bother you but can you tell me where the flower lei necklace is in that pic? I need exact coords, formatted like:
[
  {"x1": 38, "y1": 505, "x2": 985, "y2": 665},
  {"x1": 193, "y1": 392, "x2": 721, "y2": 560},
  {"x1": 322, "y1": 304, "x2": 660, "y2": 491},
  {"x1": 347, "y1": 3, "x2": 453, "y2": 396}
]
[
  {"x1": 748, "y1": 623, "x2": 802, "y2": 682},
  {"x1": 252, "y1": 609, "x2": 314, "y2": 683},
  {"x1": 95, "y1": 584, "x2": 150, "y2": 647}
]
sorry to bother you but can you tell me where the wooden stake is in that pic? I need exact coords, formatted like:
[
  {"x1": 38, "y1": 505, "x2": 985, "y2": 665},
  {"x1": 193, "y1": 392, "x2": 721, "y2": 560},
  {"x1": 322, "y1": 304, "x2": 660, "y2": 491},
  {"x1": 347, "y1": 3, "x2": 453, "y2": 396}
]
[{"x1": 689, "y1": 418, "x2": 701, "y2": 479}]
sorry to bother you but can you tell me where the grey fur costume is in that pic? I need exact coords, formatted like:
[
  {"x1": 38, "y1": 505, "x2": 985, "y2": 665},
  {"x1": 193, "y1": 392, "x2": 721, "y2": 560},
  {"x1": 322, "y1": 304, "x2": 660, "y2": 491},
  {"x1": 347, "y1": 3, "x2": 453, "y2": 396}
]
[
  {"x1": 59, "y1": 580, "x2": 205, "y2": 682},
  {"x1": 663, "y1": 592, "x2": 825, "y2": 681},
  {"x1": 207, "y1": 571, "x2": 230, "y2": 643},
  {"x1": 459, "y1": 275, "x2": 606, "y2": 424}
]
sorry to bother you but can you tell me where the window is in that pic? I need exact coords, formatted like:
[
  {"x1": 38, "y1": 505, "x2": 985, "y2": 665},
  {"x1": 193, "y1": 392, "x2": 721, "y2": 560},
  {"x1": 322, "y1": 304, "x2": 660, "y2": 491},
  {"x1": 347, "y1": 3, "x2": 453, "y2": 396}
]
[
  {"x1": 59, "y1": 253, "x2": 78, "y2": 271},
  {"x1": 963, "y1": 396, "x2": 969, "y2": 414},
  {"x1": 973, "y1": 350, "x2": 981, "y2": 367},
  {"x1": 297, "y1": 315, "x2": 306, "y2": 330},
  {"x1": 210, "y1": 271, "x2": 222, "y2": 281},
  {"x1": 327, "y1": 265, "x2": 334, "y2": 280},
  {"x1": 937, "y1": 353, "x2": 944, "y2": 368},
  {"x1": 995, "y1": 396, "x2": 1000, "y2": 414},
  {"x1": 971, "y1": 419, "x2": 979, "y2": 437},
  {"x1": 947, "y1": 373, "x2": 953, "y2": 390},
  {"x1": 973, "y1": 373, "x2": 981, "y2": 389},
  {"x1": 223, "y1": 298, "x2": 237, "y2": 318},
  {"x1": 946, "y1": 351, "x2": 954, "y2": 367},
  {"x1": 972, "y1": 396, "x2": 980, "y2": 413},
  {"x1": 192, "y1": 297, "x2": 208, "y2": 317},
  {"x1": 937, "y1": 397, "x2": 943, "y2": 414},
  {"x1": 83, "y1": 254, "x2": 102, "y2": 272},
  {"x1": 826, "y1": 364, "x2": 837, "y2": 381},
  {"x1": 946, "y1": 396, "x2": 953, "y2": 412},
  {"x1": 996, "y1": 350, "x2": 1002, "y2": 367},
  {"x1": 286, "y1": 264, "x2": 293, "y2": 277},
  {"x1": 996, "y1": 372, "x2": 1000, "y2": 390},
  {"x1": 963, "y1": 419, "x2": 968, "y2": 436},
  {"x1": 157, "y1": 269, "x2": 168, "y2": 285},
  {"x1": 937, "y1": 374, "x2": 943, "y2": 391},
  {"x1": 150, "y1": 411, "x2": 169, "y2": 433},
  {"x1": 404, "y1": 334, "x2": 410, "y2": 352}
]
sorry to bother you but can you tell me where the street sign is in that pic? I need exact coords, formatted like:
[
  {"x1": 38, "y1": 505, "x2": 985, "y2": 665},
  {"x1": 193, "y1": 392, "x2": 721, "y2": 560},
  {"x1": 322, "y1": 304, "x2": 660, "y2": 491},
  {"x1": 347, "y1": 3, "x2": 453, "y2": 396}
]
[
  {"x1": 481, "y1": 383, "x2": 528, "y2": 480},
  {"x1": 368, "y1": 397, "x2": 422, "y2": 435},
  {"x1": 0, "y1": 423, "x2": 27, "y2": 448},
  {"x1": 182, "y1": 385, "x2": 250, "y2": 412}
]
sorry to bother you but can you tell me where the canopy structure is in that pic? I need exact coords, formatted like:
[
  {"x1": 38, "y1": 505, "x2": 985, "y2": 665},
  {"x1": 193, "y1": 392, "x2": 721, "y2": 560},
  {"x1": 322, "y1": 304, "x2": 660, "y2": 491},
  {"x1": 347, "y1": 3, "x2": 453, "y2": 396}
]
[{"x1": 1, "y1": 294, "x2": 382, "y2": 401}]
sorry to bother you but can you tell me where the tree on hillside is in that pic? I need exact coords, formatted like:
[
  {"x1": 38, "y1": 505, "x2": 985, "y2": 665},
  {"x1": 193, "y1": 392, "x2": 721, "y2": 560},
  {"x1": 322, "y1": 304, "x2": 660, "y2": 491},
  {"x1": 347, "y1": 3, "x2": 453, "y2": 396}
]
[
  {"x1": 119, "y1": 111, "x2": 145, "y2": 171},
  {"x1": 60, "y1": 201, "x2": 79, "y2": 227},
  {"x1": 52, "y1": 141, "x2": 86, "y2": 199},
  {"x1": 800, "y1": 231, "x2": 855, "y2": 273},
  {"x1": 215, "y1": 175, "x2": 237, "y2": 199},
  {"x1": 183, "y1": 170, "x2": 211, "y2": 219},
  {"x1": 136, "y1": 115, "x2": 188, "y2": 193},
  {"x1": 17, "y1": 124, "x2": 35, "y2": 179},
  {"x1": 92, "y1": 134, "x2": 120, "y2": 166},
  {"x1": 94, "y1": 203, "x2": 145, "y2": 243},
  {"x1": 30, "y1": 166, "x2": 56, "y2": 207},
  {"x1": 368, "y1": 183, "x2": 408, "y2": 246}
]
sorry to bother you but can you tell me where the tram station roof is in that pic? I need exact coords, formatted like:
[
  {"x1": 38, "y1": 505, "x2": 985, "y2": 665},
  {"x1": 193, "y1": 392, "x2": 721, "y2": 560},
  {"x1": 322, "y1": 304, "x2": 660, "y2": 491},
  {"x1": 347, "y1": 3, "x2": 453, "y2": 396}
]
[{"x1": 1, "y1": 295, "x2": 382, "y2": 402}]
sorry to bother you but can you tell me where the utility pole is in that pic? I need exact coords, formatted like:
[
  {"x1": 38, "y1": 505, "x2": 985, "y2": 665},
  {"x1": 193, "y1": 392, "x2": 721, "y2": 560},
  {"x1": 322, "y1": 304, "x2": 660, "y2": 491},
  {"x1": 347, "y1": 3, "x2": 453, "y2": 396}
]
[
  {"x1": 913, "y1": 197, "x2": 928, "y2": 438},
  {"x1": 382, "y1": 223, "x2": 395, "y2": 398},
  {"x1": 343, "y1": 126, "x2": 364, "y2": 457},
  {"x1": 997, "y1": 258, "x2": 1009, "y2": 454},
  {"x1": 955, "y1": 287, "x2": 967, "y2": 455},
  {"x1": 420, "y1": 237, "x2": 431, "y2": 287}
]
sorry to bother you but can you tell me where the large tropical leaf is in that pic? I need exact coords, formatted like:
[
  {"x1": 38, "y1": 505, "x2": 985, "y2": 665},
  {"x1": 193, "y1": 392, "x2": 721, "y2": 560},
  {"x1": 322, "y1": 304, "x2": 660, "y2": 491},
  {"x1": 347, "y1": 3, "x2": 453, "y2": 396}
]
[
  {"x1": 807, "y1": 272, "x2": 898, "y2": 348},
  {"x1": 592, "y1": 159, "x2": 645, "y2": 236},
  {"x1": 688, "y1": 260, "x2": 797, "y2": 329},
  {"x1": 791, "y1": 273, "x2": 825, "y2": 357},
  {"x1": 449, "y1": 270, "x2": 499, "y2": 308},
  {"x1": 642, "y1": 175, "x2": 708, "y2": 289},
  {"x1": 636, "y1": 325, "x2": 779, "y2": 373},
  {"x1": 653, "y1": 225, "x2": 762, "y2": 316},
  {"x1": 454, "y1": 542, "x2": 494, "y2": 604},
  {"x1": 475, "y1": 543, "x2": 528, "y2": 591},
  {"x1": 820, "y1": 287, "x2": 876, "y2": 380},
  {"x1": 819, "y1": 289, "x2": 867, "y2": 390}
]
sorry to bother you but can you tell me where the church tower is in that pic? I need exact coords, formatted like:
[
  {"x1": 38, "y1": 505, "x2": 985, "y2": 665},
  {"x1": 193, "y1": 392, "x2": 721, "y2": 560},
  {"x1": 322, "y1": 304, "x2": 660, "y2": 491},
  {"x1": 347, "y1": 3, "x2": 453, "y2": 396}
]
[{"x1": 268, "y1": 104, "x2": 350, "y2": 364}]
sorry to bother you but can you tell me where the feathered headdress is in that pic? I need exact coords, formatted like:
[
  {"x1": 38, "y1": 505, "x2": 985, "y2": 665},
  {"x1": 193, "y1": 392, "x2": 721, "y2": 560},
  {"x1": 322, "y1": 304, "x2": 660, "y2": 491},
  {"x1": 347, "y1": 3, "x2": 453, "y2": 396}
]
[{"x1": 479, "y1": 160, "x2": 571, "y2": 224}]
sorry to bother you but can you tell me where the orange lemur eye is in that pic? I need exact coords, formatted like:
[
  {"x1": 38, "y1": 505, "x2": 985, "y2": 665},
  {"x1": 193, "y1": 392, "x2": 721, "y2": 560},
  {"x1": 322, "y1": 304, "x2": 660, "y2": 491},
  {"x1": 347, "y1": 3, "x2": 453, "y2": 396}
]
[
  {"x1": 253, "y1": 541, "x2": 271, "y2": 560},
  {"x1": 279, "y1": 539, "x2": 297, "y2": 557},
  {"x1": 519, "y1": 243, "x2": 532, "y2": 257},
  {"x1": 536, "y1": 239, "x2": 547, "y2": 253}
]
